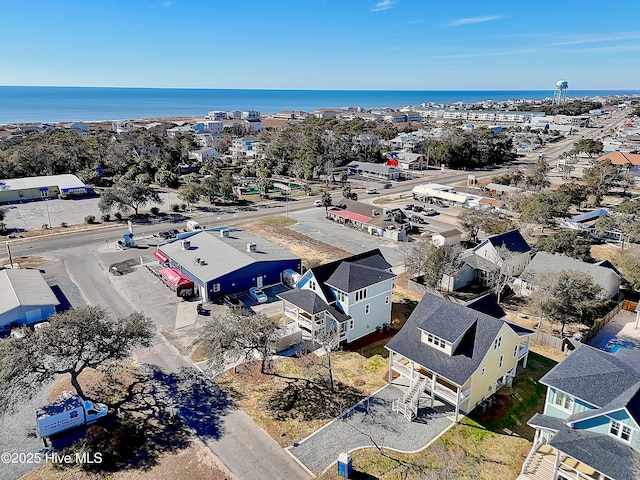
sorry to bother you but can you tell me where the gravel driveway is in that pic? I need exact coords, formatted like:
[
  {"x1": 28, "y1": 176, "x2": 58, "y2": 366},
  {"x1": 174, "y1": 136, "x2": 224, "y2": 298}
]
[{"x1": 287, "y1": 384, "x2": 455, "y2": 475}]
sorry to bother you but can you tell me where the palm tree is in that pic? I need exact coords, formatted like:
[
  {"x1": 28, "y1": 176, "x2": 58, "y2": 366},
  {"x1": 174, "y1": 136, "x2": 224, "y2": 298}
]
[{"x1": 321, "y1": 191, "x2": 333, "y2": 216}]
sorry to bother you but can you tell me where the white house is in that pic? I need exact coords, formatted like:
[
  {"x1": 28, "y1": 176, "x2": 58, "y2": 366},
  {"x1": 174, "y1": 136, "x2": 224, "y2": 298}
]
[
  {"x1": 243, "y1": 119, "x2": 263, "y2": 132},
  {"x1": 188, "y1": 147, "x2": 222, "y2": 162},
  {"x1": 432, "y1": 229, "x2": 462, "y2": 247},
  {"x1": 229, "y1": 136, "x2": 260, "y2": 158}
]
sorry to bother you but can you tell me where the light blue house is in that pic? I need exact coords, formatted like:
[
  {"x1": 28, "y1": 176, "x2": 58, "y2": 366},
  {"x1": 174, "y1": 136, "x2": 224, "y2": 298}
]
[
  {"x1": 520, "y1": 345, "x2": 640, "y2": 480},
  {"x1": 278, "y1": 250, "x2": 395, "y2": 344}
]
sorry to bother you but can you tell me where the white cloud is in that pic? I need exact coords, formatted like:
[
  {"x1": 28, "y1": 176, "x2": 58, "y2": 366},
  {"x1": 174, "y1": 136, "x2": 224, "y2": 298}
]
[
  {"x1": 371, "y1": 0, "x2": 394, "y2": 12},
  {"x1": 445, "y1": 15, "x2": 504, "y2": 27}
]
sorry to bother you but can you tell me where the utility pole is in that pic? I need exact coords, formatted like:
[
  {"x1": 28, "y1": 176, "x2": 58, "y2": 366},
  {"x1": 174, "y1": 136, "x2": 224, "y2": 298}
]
[{"x1": 6, "y1": 242, "x2": 14, "y2": 269}]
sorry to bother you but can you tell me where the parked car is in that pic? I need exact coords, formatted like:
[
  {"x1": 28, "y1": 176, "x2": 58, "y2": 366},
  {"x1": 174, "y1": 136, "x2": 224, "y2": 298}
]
[
  {"x1": 314, "y1": 199, "x2": 323, "y2": 207},
  {"x1": 405, "y1": 204, "x2": 415, "y2": 211},
  {"x1": 413, "y1": 205, "x2": 425, "y2": 213},
  {"x1": 365, "y1": 188, "x2": 377, "y2": 194},
  {"x1": 249, "y1": 287, "x2": 268, "y2": 304},
  {"x1": 423, "y1": 208, "x2": 438, "y2": 216},
  {"x1": 196, "y1": 303, "x2": 209, "y2": 315},
  {"x1": 383, "y1": 183, "x2": 393, "y2": 189}
]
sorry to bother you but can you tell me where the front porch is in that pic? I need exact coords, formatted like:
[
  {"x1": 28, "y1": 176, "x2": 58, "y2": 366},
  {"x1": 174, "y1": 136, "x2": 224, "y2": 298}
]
[
  {"x1": 388, "y1": 352, "x2": 471, "y2": 421},
  {"x1": 521, "y1": 443, "x2": 606, "y2": 480}
]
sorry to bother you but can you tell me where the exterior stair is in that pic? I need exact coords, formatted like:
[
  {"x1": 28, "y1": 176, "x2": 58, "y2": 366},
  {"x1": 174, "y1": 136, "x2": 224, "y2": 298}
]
[
  {"x1": 521, "y1": 449, "x2": 556, "y2": 480},
  {"x1": 392, "y1": 375, "x2": 429, "y2": 421}
]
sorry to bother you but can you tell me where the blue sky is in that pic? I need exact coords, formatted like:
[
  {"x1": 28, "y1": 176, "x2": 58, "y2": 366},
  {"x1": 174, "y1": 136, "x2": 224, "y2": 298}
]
[{"x1": 1, "y1": 0, "x2": 639, "y2": 90}]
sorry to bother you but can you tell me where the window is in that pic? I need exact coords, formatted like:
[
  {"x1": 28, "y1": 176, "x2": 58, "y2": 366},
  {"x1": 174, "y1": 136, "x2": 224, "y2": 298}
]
[
  {"x1": 349, "y1": 319, "x2": 354, "y2": 330},
  {"x1": 610, "y1": 421, "x2": 632, "y2": 443},
  {"x1": 553, "y1": 391, "x2": 574, "y2": 411},
  {"x1": 498, "y1": 354, "x2": 504, "y2": 369},
  {"x1": 309, "y1": 280, "x2": 317, "y2": 291},
  {"x1": 354, "y1": 288, "x2": 368, "y2": 302},
  {"x1": 385, "y1": 296, "x2": 390, "y2": 305},
  {"x1": 494, "y1": 336, "x2": 502, "y2": 350},
  {"x1": 213, "y1": 283, "x2": 221, "y2": 293},
  {"x1": 336, "y1": 290, "x2": 346, "y2": 302},
  {"x1": 365, "y1": 304, "x2": 370, "y2": 314},
  {"x1": 514, "y1": 345, "x2": 519, "y2": 358},
  {"x1": 425, "y1": 332, "x2": 446, "y2": 349}
]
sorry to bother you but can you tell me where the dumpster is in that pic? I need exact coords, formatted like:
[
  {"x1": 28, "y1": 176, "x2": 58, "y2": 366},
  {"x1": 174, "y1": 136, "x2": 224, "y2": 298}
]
[{"x1": 337, "y1": 452, "x2": 352, "y2": 478}]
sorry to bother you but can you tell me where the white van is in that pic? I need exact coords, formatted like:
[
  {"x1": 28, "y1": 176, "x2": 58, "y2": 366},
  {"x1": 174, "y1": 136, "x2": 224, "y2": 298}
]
[{"x1": 186, "y1": 220, "x2": 201, "y2": 232}]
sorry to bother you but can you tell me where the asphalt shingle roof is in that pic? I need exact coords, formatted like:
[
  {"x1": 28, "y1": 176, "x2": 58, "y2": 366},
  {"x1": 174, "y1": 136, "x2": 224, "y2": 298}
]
[
  {"x1": 549, "y1": 428, "x2": 637, "y2": 480},
  {"x1": 278, "y1": 289, "x2": 331, "y2": 314},
  {"x1": 385, "y1": 293, "x2": 531, "y2": 386},
  {"x1": 540, "y1": 345, "x2": 640, "y2": 410},
  {"x1": 325, "y1": 263, "x2": 396, "y2": 293},
  {"x1": 485, "y1": 230, "x2": 531, "y2": 254}
]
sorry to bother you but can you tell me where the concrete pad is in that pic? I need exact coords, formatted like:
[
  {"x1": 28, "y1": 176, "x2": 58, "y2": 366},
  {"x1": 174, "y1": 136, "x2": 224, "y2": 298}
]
[{"x1": 176, "y1": 301, "x2": 197, "y2": 329}]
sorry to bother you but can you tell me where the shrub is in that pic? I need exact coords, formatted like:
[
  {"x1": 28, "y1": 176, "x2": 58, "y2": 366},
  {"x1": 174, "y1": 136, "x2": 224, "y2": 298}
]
[
  {"x1": 114, "y1": 212, "x2": 122, "y2": 221},
  {"x1": 101, "y1": 214, "x2": 111, "y2": 222},
  {"x1": 84, "y1": 215, "x2": 96, "y2": 224},
  {"x1": 171, "y1": 203, "x2": 181, "y2": 212},
  {"x1": 150, "y1": 206, "x2": 160, "y2": 215},
  {"x1": 60, "y1": 222, "x2": 68, "y2": 228},
  {"x1": 41, "y1": 223, "x2": 49, "y2": 230},
  {"x1": 179, "y1": 203, "x2": 187, "y2": 212}
]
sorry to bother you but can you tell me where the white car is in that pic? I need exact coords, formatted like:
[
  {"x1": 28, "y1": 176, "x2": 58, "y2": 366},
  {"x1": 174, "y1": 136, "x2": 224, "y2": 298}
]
[
  {"x1": 249, "y1": 287, "x2": 268, "y2": 304},
  {"x1": 365, "y1": 188, "x2": 377, "y2": 194},
  {"x1": 314, "y1": 199, "x2": 323, "y2": 207}
]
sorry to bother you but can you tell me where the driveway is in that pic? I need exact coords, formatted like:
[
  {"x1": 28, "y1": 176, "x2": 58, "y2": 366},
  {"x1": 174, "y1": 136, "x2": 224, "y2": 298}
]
[{"x1": 287, "y1": 384, "x2": 455, "y2": 475}]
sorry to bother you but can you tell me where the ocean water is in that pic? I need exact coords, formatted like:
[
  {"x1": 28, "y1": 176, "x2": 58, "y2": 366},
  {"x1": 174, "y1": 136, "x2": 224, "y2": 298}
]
[{"x1": 0, "y1": 86, "x2": 638, "y2": 125}]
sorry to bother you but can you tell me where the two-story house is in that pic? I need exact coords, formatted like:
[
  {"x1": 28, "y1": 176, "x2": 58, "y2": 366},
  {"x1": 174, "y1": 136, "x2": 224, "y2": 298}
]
[
  {"x1": 277, "y1": 250, "x2": 395, "y2": 344},
  {"x1": 386, "y1": 292, "x2": 533, "y2": 422},
  {"x1": 520, "y1": 345, "x2": 640, "y2": 480}
]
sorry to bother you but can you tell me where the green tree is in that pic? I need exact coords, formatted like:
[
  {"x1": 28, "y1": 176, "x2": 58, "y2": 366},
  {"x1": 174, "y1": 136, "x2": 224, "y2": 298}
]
[
  {"x1": 556, "y1": 182, "x2": 588, "y2": 207},
  {"x1": 0, "y1": 306, "x2": 154, "y2": 414},
  {"x1": 521, "y1": 192, "x2": 570, "y2": 227},
  {"x1": 199, "y1": 175, "x2": 219, "y2": 204},
  {"x1": 218, "y1": 171, "x2": 237, "y2": 202},
  {"x1": 256, "y1": 168, "x2": 273, "y2": 198},
  {"x1": 524, "y1": 159, "x2": 551, "y2": 192},
  {"x1": 98, "y1": 178, "x2": 162, "y2": 215},
  {"x1": 594, "y1": 200, "x2": 640, "y2": 245},
  {"x1": 201, "y1": 310, "x2": 279, "y2": 375},
  {"x1": 618, "y1": 249, "x2": 640, "y2": 291},
  {"x1": 320, "y1": 191, "x2": 333, "y2": 214},
  {"x1": 342, "y1": 184, "x2": 358, "y2": 201},
  {"x1": 154, "y1": 169, "x2": 179, "y2": 188},
  {"x1": 177, "y1": 184, "x2": 201, "y2": 207},
  {"x1": 535, "y1": 231, "x2": 593, "y2": 261},
  {"x1": 583, "y1": 159, "x2": 621, "y2": 206},
  {"x1": 545, "y1": 271, "x2": 608, "y2": 335},
  {"x1": 405, "y1": 242, "x2": 463, "y2": 291},
  {"x1": 570, "y1": 138, "x2": 603, "y2": 157}
]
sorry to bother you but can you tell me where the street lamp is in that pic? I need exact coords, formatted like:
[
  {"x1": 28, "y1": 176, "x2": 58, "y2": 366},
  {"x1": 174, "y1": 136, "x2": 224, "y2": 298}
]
[{"x1": 45, "y1": 198, "x2": 52, "y2": 229}]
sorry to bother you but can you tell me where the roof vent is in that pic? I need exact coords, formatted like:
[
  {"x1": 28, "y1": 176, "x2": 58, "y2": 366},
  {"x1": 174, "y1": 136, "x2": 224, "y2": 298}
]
[
  {"x1": 181, "y1": 240, "x2": 191, "y2": 250},
  {"x1": 246, "y1": 242, "x2": 257, "y2": 252},
  {"x1": 220, "y1": 229, "x2": 230, "y2": 237}
]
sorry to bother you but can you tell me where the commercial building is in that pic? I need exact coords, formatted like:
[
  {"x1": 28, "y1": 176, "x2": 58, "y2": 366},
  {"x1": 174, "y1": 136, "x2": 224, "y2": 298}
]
[
  {"x1": 155, "y1": 228, "x2": 301, "y2": 301},
  {"x1": 0, "y1": 174, "x2": 90, "y2": 204},
  {"x1": 0, "y1": 268, "x2": 59, "y2": 331}
]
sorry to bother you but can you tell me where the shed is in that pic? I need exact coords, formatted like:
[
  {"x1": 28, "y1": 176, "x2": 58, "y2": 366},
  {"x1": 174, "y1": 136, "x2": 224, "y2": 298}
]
[{"x1": 432, "y1": 229, "x2": 462, "y2": 247}]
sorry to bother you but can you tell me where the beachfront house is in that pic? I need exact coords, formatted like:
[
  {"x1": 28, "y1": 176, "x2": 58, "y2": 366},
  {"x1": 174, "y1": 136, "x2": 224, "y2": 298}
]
[
  {"x1": 385, "y1": 292, "x2": 533, "y2": 421},
  {"x1": 278, "y1": 250, "x2": 395, "y2": 344},
  {"x1": 521, "y1": 345, "x2": 640, "y2": 480}
]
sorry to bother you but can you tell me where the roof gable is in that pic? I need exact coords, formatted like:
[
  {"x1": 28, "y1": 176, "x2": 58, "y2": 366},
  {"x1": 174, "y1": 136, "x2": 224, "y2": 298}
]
[{"x1": 325, "y1": 263, "x2": 395, "y2": 293}]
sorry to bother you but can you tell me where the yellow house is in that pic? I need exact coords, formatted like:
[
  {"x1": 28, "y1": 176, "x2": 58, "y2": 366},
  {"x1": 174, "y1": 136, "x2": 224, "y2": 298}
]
[{"x1": 385, "y1": 293, "x2": 532, "y2": 421}]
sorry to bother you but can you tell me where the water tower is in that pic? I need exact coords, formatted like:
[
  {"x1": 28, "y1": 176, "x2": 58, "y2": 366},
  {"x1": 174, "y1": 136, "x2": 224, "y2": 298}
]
[{"x1": 553, "y1": 80, "x2": 568, "y2": 105}]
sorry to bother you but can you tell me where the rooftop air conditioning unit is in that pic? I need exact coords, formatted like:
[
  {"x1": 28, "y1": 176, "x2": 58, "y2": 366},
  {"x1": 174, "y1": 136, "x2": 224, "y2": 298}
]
[
  {"x1": 220, "y1": 229, "x2": 230, "y2": 237},
  {"x1": 181, "y1": 240, "x2": 191, "y2": 250},
  {"x1": 246, "y1": 242, "x2": 257, "y2": 252}
]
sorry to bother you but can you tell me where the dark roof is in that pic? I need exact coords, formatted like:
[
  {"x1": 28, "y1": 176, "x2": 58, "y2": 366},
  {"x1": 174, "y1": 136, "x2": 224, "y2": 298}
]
[
  {"x1": 278, "y1": 289, "x2": 330, "y2": 314},
  {"x1": 527, "y1": 413, "x2": 565, "y2": 431},
  {"x1": 385, "y1": 293, "x2": 530, "y2": 386},
  {"x1": 307, "y1": 249, "x2": 391, "y2": 300},
  {"x1": 325, "y1": 263, "x2": 396, "y2": 293},
  {"x1": 461, "y1": 253, "x2": 498, "y2": 272},
  {"x1": 486, "y1": 230, "x2": 531, "y2": 255},
  {"x1": 463, "y1": 294, "x2": 506, "y2": 319},
  {"x1": 549, "y1": 428, "x2": 637, "y2": 480},
  {"x1": 541, "y1": 344, "x2": 640, "y2": 410}
]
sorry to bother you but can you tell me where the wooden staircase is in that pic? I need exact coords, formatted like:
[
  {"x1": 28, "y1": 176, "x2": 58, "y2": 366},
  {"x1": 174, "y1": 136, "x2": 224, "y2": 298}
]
[
  {"x1": 392, "y1": 375, "x2": 429, "y2": 421},
  {"x1": 521, "y1": 449, "x2": 556, "y2": 480}
]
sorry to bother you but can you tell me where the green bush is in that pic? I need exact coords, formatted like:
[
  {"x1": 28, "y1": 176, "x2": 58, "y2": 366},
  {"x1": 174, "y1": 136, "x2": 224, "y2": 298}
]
[
  {"x1": 60, "y1": 222, "x2": 68, "y2": 228},
  {"x1": 84, "y1": 215, "x2": 96, "y2": 224},
  {"x1": 171, "y1": 204, "x2": 180, "y2": 212},
  {"x1": 114, "y1": 212, "x2": 122, "y2": 221},
  {"x1": 179, "y1": 203, "x2": 187, "y2": 212},
  {"x1": 101, "y1": 214, "x2": 111, "y2": 222},
  {"x1": 150, "y1": 206, "x2": 160, "y2": 215}
]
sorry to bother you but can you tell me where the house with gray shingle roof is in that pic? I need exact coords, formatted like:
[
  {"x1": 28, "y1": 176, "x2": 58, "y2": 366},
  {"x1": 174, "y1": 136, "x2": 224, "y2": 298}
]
[
  {"x1": 514, "y1": 251, "x2": 620, "y2": 299},
  {"x1": 277, "y1": 250, "x2": 395, "y2": 344},
  {"x1": 521, "y1": 345, "x2": 640, "y2": 480},
  {"x1": 386, "y1": 292, "x2": 532, "y2": 421}
]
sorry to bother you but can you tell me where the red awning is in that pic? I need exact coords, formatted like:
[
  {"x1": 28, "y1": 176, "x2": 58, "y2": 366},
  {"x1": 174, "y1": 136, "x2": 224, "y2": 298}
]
[
  {"x1": 159, "y1": 268, "x2": 194, "y2": 287},
  {"x1": 153, "y1": 250, "x2": 169, "y2": 263},
  {"x1": 331, "y1": 210, "x2": 372, "y2": 223}
]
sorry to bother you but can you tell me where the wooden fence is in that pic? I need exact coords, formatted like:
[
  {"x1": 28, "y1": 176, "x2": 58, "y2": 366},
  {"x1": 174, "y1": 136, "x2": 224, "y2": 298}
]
[{"x1": 530, "y1": 331, "x2": 564, "y2": 351}]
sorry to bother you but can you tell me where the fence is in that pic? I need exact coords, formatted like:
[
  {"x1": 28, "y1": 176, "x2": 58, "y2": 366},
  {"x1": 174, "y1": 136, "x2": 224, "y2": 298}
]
[{"x1": 530, "y1": 331, "x2": 564, "y2": 351}]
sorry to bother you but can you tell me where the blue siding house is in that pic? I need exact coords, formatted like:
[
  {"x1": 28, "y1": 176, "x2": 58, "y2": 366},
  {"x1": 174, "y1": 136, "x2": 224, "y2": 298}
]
[
  {"x1": 521, "y1": 345, "x2": 640, "y2": 480},
  {"x1": 0, "y1": 268, "x2": 59, "y2": 331},
  {"x1": 278, "y1": 250, "x2": 395, "y2": 344}
]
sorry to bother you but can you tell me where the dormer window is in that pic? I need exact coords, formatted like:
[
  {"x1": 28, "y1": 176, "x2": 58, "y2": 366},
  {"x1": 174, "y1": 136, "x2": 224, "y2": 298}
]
[
  {"x1": 609, "y1": 420, "x2": 632, "y2": 443},
  {"x1": 422, "y1": 331, "x2": 450, "y2": 352}
]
